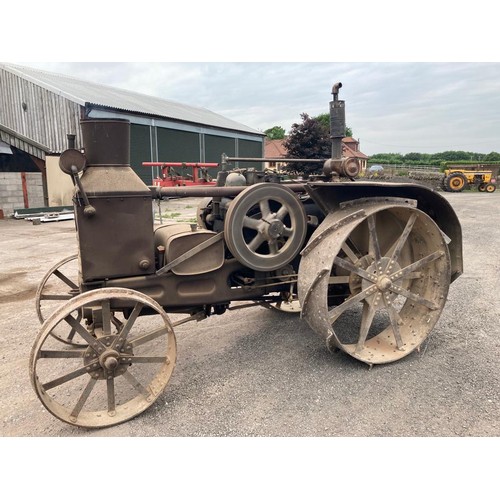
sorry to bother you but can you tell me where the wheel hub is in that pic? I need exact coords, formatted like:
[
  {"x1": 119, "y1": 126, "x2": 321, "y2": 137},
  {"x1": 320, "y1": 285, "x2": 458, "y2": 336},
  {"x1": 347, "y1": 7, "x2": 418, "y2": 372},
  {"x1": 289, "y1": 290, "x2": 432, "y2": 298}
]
[
  {"x1": 84, "y1": 335, "x2": 134, "y2": 379},
  {"x1": 362, "y1": 257, "x2": 403, "y2": 310},
  {"x1": 99, "y1": 350, "x2": 120, "y2": 371},
  {"x1": 377, "y1": 276, "x2": 392, "y2": 291},
  {"x1": 267, "y1": 219, "x2": 284, "y2": 239}
]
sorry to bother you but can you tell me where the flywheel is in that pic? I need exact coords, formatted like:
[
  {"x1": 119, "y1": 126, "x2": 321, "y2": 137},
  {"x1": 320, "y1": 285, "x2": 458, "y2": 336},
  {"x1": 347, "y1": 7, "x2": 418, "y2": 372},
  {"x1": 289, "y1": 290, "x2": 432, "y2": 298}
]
[
  {"x1": 224, "y1": 183, "x2": 307, "y2": 272},
  {"x1": 298, "y1": 198, "x2": 451, "y2": 365}
]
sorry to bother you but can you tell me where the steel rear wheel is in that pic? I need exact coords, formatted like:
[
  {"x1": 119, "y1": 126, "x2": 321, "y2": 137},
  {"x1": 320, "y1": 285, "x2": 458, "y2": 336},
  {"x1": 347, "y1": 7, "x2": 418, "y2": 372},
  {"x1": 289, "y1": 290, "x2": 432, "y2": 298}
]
[
  {"x1": 298, "y1": 199, "x2": 451, "y2": 365},
  {"x1": 30, "y1": 288, "x2": 176, "y2": 428}
]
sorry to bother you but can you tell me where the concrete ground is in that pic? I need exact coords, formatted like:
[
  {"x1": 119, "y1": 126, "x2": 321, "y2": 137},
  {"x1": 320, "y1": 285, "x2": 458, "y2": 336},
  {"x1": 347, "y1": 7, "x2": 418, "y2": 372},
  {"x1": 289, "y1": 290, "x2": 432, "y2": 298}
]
[{"x1": 0, "y1": 192, "x2": 499, "y2": 438}]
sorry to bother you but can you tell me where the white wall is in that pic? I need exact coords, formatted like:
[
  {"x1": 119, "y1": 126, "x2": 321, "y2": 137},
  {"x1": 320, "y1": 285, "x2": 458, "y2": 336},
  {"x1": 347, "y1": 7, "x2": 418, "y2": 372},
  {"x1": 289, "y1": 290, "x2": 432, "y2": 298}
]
[{"x1": 46, "y1": 155, "x2": 74, "y2": 207}]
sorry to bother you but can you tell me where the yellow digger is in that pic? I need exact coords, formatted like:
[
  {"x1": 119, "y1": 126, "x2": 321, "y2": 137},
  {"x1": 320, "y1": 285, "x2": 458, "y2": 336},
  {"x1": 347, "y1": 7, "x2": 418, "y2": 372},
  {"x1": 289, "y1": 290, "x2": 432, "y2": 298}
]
[{"x1": 442, "y1": 167, "x2": 497, "y2": 193}]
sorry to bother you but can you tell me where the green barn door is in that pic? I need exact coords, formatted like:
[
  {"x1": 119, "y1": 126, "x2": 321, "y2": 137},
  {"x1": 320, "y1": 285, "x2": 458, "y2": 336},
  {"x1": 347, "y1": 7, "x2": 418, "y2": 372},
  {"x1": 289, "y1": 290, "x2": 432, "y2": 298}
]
[{"x1": 130, "y1": 124, "x2": 153, "y2": 185}]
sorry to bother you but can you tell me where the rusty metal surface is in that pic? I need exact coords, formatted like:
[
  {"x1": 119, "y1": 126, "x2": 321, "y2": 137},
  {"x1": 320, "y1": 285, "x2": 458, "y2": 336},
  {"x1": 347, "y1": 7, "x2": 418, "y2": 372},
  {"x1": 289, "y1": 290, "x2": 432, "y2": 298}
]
[
  {"x1": 80, "y1": 119, "x2": 130, "y2": 166},
  {"x1": 155, "y1": 183, "x2": 308, "y2": 199},
  {"x1": 298, "y1": 199, "x2": 451, "y2": 365}
]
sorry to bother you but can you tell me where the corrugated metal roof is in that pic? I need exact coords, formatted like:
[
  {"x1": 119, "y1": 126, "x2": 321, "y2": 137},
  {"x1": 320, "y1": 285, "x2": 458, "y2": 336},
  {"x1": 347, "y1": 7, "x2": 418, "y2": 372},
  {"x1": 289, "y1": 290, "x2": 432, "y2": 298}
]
[{"x1": 1, "y1": 63, "x2": 263, "y2": 136}]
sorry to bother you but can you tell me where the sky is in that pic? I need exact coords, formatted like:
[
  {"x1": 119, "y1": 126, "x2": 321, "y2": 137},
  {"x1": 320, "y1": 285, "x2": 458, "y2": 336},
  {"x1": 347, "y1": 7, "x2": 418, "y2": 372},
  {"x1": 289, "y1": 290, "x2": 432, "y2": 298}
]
[
  {"x1": 5, "y1": 1, "x2": 500, "y2": 158},
  {"x1": 12, "y1": 61, "x2": 500, "y2": 157}
]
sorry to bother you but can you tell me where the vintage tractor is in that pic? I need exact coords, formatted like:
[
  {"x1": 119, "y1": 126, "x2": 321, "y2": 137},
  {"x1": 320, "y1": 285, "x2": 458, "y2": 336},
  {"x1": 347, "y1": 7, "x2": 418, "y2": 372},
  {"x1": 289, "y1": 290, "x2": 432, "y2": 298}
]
[
  {"x1": 30, "y1": 84, "x2": 463, "y2": 428},
  {"x1": 442, "y1": 167, "x2": 497, "y2": 192},
  {"x1": 142, "y1": 161, "x2": 218, "y2": 188}
]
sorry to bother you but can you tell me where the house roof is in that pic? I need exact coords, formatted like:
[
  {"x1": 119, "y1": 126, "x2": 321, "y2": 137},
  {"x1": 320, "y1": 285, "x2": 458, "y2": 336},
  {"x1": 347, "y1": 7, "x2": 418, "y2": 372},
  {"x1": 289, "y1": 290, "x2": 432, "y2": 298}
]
[
  {"x1": 264, "y1": 138, "x2": 287, "y2": 158},
  {"x1": 343, "y1": 143, "x2": 369, "y2": 159},
  {"x1": 1, "y1": 63, "x2": 262, "y2": 136}
]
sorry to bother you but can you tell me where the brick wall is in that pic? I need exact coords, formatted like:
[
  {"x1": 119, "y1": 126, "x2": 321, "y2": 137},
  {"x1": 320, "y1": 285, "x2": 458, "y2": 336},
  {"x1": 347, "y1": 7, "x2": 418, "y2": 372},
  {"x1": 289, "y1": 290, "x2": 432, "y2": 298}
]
[{"x1": 0, "y1": 172, "x2": 45, "y2": 216}]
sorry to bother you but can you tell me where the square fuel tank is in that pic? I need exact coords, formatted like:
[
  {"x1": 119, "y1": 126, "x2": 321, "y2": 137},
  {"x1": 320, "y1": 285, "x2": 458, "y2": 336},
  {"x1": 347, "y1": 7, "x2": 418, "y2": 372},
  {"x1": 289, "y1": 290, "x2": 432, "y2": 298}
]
[{"x1": 75, "y1": 166, "x2": 155, "y2": 282}]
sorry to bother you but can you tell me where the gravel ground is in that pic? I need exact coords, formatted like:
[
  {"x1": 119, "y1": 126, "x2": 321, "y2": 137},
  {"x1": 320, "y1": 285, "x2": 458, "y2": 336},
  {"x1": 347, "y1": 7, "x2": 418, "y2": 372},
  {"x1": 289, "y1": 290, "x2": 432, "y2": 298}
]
[{"x1": 0, "y1": 192, "x2": 499, "y2": 439}]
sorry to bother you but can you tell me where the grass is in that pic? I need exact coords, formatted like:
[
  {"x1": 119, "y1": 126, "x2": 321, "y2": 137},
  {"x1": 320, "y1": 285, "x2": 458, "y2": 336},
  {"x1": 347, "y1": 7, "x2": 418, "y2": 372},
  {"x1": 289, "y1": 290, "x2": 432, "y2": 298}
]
[{"x1": 161, "y1": 212, "x2": 181, "y2": 218}]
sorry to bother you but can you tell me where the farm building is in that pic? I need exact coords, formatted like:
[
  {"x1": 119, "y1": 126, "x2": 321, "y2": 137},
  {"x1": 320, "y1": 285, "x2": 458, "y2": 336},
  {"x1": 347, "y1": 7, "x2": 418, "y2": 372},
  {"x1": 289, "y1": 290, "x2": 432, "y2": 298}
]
[{"x1": 0, "y1": 63, "x2": 264, "y2": 215}]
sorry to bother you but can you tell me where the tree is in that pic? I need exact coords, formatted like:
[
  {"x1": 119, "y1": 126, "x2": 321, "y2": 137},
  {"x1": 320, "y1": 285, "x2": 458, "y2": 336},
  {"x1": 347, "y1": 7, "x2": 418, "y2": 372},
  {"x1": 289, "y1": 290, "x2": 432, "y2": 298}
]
[
  {"x1": 484, "y1": 151, "x2": 500, "y2": 162},
  {"x1": 264, "y1": 125, "x2": 286, "y2": 140},
  {"x1": 315, "y1": 113, "x2": 352, "y2": 136},
  {"x1": 283, "y1": 113, "x2": 331, "y2": 177}
]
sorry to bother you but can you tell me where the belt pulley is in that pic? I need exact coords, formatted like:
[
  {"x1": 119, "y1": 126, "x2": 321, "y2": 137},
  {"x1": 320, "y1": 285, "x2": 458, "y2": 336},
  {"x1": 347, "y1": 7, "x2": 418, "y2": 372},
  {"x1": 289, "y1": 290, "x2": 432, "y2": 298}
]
[{"x1": 224, "y1": 183, "x2": 307, "y2": 272}]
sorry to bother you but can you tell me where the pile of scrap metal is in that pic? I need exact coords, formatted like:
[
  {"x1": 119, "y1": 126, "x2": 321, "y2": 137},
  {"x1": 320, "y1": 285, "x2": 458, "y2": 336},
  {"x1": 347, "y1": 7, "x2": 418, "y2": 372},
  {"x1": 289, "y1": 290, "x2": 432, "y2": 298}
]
[{"x1": 13, "y1": 206, "x2": 74, "y2": 223}]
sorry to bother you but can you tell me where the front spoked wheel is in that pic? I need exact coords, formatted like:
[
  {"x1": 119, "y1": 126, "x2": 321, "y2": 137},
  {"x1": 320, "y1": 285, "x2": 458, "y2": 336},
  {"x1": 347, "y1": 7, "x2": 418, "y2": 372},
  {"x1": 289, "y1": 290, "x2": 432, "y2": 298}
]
[{"x1": 30, "y1": 288, "x2": 176, "y2": 428}]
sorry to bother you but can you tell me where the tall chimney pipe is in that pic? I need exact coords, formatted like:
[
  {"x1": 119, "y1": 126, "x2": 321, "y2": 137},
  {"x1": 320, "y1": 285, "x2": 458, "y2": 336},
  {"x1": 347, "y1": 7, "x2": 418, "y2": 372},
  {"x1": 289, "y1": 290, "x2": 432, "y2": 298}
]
[{"x1": 329, "y1": 82, "x2": 345, "y2": 159}]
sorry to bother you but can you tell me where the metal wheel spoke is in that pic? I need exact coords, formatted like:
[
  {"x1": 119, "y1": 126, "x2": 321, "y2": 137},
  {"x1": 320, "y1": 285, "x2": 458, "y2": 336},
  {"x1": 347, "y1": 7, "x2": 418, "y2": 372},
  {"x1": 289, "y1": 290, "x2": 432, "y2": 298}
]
[
  {"x1": 112, "y1": 316, "x2": 124, "y2": 331},
  {"x1": 66, "y1": 311, "x2": 82, "y2": 342},
  {"x1": 392, "y1": 250, "x2": 445, "y2": 279},
  {"x1": 328, "y1": 275, "x2": 351, "y2": 284},
  {"x1": 333, "y1": 256, "x2": 377, "y2": 284},
  {"x1": 64, "y1": 314, "x2": 105, "y2": 351},
  {"x1": 389, "y1": 212, "x2": 418, "y2": 264},
  {"x1": 259, "y1": 199, "x2": 271, "y2": 219},
  {"x1": 53, "y1": 269, "x2": 78, "y2": 290},
  {"x1": 107, "y1": 377, "x2": 116, "y2": 415},
  {"x1": 127, "y1": 356, "x2": 168, "y2": 363},
  {"x1": 383, "y1": 295, "x2": 404, "y2": 349},
  {"x1": 42, "y1": 364, "x2": 93, "y2": 391},
  {"x1": 355, "y1": 302, "x2": 376, "y2": 353},
  {"x1": 130, "y1": 326, "x2": 169, "y2": 348},
  {"x1": 367, "y1": 215, "x2": 382, "y2": 261},
  {"x1": 276, "y1": 205, "x2": 288, "y2": 221},
  {"x1": 40, "y1": 293, "x2": 74, "y2": 301},
  {"x1": 243, "y1": 216, "x2": 261, "y2": 231},
  {"x1": 328, "y1": 284, "x2": 377, "y2": 322},
  {"x1": 389, "y1": 284, "x2": 439, "y2": 310},
  {"x1": 282, "y1": 227, "x2": 293, "y2": 237},
  {"x1": 341, "y1": 241, "x2": 359, "y2": 263},
  {"x1": 408, "y1": 272, "x2": 423, "y2": 280},
  {"x1": 111, "y1": 303, "x2": 143, "y2": 351},
  {"x1": 268, "y1": 240, "x2": 279, "y2": 254},
  {"x1": 39, "y1": 350, "x2": 85, "y2": 358},
  {"x1": 248, "y1": 233, "x2": 265, "y2": 251},
  {"x1": 122, "y1": 370, "x2": 151, "y2": 398},
  {"x1": 70, "y1": 378, "x2": 97, "y2": 419}
]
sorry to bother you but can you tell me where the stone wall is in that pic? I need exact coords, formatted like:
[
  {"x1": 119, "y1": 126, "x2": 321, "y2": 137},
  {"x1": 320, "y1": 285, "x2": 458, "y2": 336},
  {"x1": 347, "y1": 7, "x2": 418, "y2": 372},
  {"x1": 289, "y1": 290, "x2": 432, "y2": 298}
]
[
  {"x1": 0, "y1": 172, "x2": 45, "y2": 216},
  {"x1": 25, "y1": 172, "x2": 45, "y2": 207}
]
